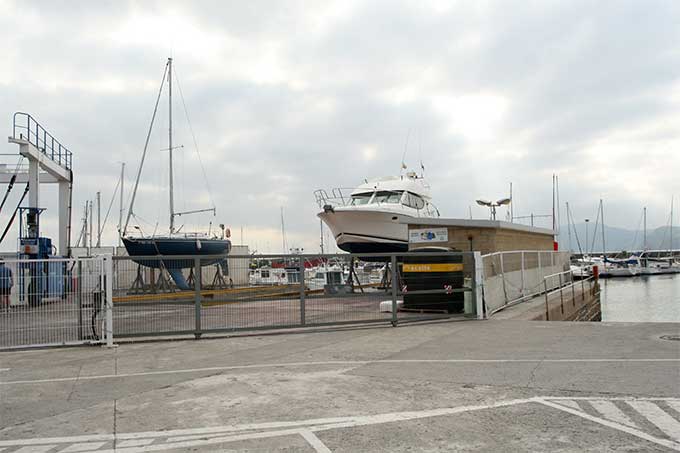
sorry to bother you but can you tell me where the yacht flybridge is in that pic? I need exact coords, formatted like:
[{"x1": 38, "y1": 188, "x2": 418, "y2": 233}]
[{"x1": 314, "y1": 170, "x2": 440, "y2": 254}]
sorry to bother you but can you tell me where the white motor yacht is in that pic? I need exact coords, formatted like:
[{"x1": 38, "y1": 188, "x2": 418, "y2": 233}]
[{"x1": 314, "y1": 170, "x2": 440, "y2": 254}]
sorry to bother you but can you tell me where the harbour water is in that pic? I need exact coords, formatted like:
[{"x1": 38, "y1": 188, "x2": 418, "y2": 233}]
[{"x1": 600, "y1": 273, "x2": 680, "y2": 322}]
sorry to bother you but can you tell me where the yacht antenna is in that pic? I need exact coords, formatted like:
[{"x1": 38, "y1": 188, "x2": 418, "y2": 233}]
[{"x1": 401, "y1": 129, "x2": 411, "y2": 174}]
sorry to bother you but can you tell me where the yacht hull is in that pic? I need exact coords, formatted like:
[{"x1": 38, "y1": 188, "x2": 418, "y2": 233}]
[
  {"x1": 318, "y1": 208, "x2": 411, "y2": 256},
  {"x1": 122, "y1": 237, "x2": 231, "y2": 269}
]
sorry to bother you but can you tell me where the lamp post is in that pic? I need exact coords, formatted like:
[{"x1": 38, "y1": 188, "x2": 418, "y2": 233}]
[{"x1": 476, "y1": 197, "x2": 512, "y2": 221}]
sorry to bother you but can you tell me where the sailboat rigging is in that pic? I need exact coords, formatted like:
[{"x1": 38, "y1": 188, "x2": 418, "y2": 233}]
[{"x1": 122, "y1": 57, "x2": 230, "y2": 267}]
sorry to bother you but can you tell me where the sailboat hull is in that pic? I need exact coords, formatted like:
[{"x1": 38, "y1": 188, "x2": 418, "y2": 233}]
[{"x1": 122, "y1": 237, "x2": 231, "y2": 269}]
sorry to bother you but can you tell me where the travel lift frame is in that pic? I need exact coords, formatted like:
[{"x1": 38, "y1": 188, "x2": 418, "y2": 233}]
[{"x1": 4, "y1": 113, "x2": 73, "y2": 305}]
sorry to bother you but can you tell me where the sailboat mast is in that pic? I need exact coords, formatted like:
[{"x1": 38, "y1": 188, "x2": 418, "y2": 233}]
[
  {"x1": 600, "y1": 199, "x2": 606, "y2": 257},
  {"x1": 168, "y1": 57, "x2": 175, "y2": 234},
  {"x1": 118, "y1": 162, "x2": 124, "y2": 247},
  {"x1": 643, "y1": 207, "x2": 647, "y2": 251}
]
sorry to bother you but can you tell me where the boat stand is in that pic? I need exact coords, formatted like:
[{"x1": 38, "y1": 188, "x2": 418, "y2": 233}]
[
  {"x1": 153, "y1": 267, "x2": 174, "y2": 293},
  {"x1": 128, "y1": 264, "x2": 175, "y2": 294},
  {"x1": 129, "y1": 266, "x2": 148, "y2": 294},
  {"x1": 379, "y1": 262, "x2": 392, "y2": 291},
  {"x1": 210, "y1": 263, "x2": 231, "y2": 289},
  {"x1": 345, "y1": 258, "x2": 364, "y2": 293}
]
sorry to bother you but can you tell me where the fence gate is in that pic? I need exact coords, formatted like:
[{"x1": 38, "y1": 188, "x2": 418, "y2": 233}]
[{"x1": 0, "y1": 255, "x2": 108, "y2": 349}]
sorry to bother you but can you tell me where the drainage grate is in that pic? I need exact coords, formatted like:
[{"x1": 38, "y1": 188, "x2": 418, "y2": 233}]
[{"x1": 659, "y1": 335, "x2": 680, "y2": 341}]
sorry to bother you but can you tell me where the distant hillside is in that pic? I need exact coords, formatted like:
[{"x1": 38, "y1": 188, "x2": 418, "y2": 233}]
[{"x1": 559, "y1": 223, "x2": 680, "y2": 253}]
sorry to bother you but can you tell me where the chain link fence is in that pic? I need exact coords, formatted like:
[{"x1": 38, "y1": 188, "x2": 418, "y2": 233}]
[
  {"x1": 109, "y1": 252, "x2": 480, "y2": 340},
  {"x1": 0, "y1": 256, "x2": 106, "y2": 348}
]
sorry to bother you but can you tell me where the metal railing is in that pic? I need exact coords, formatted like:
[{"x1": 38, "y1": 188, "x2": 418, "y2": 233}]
[
  {"x1": 543, "y1": 270, "x2": 596, "y2": 321},
  {"x1": 12, "y1": 112, "x2": 72, "y2": 170},
  {"x1": 481, "y1": 250, "x2": 571, "y2": 315}
]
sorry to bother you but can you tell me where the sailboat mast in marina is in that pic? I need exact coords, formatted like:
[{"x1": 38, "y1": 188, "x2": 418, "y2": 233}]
[{"x1": 121, "y1": 58, "x2": 231, "y2": 266}]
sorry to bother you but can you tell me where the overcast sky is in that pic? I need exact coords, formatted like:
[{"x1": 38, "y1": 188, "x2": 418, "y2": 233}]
[{"x1": 0, "y1": 0, "x2": 679, "y2": 254}]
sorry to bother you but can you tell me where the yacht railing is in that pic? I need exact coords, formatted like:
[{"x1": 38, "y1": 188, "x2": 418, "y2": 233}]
[{"x1": 314, "y1": 188, "x2": 358, "y2": 208}]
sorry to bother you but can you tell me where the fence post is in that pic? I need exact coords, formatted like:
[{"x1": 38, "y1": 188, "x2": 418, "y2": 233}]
[
  {"x1": 473, "y1": 252, "x2": 484, "y2": 319},
  {"x1": 520, "y1": 252, "x2": 525, "y2": 297},
  {"x1": 194, "y1": 257, "x2": 202, "y2": 339},
  {"x1": 559, "y1": 272, "x2": 564, "y2": 315},
  {"x1": 391, "y1": 254, "x2": 398, "y2": 326},
  {"x1": 499, "y1": 253, "x2": 508, "y2": 303},
  {"x1": 581, "y1": 276, "x2": 585, "y2": 300},
  {"x1": 77, "y1": 259, "x2": 83, "y2": 341},
  {"x1": 104, "y1": 254, "x2": 114, "y2": 348},
  {"x1": 299, "y1": 257, "x2": 306, "y2": 326},
  {"x1": 544, "y1": 279, "x2": 549, "y2": 321},
  {"x1": 571, "y1": 277, "x2": 576, "y2": 306}
]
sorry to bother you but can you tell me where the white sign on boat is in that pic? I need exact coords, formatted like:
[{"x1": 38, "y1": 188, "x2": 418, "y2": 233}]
[{"x1": 409, "y1": 228, "x2": 448, "y2": 243}]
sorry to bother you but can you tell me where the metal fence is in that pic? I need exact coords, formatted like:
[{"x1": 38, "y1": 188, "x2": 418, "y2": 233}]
[
  {"x1": 0, "y1": 251, "x2": 482, "y2": 348},
  {"x1": 481, "y1": 251, "x2": 571, "y2": 315},
  {"x1": 0, "y1": 256, "x2": 108, "y2": 348},
  {"x1": 109, "y1": 252, "x2": 481, "y2": 340},
  {"x1": 543, "y1": 270, "x2": 597, "y2": 321}
]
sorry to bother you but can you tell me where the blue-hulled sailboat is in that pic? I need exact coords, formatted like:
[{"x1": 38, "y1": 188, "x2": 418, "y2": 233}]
[{"x1": 122, "y1": 58, "x2": 231, "y2": 272}]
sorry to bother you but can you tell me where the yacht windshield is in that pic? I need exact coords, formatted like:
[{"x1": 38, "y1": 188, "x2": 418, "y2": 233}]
[
  {"x1": 372, "y1": 191, "x2": 403, "y2": 204},
  {"x1": 403, "y1": 192, "x2": 425, "y2": 209},
  {"x1": 350, "y1": 193, "x2": 373, "y2": 205}
]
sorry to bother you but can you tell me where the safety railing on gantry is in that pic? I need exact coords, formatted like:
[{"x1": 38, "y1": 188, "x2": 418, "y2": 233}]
[{"x1": 12, "y1": 112, "x2": 72, "y2": 170}]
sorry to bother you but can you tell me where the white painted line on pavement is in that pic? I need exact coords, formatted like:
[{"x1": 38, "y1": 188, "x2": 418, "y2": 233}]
[
  {"x1": 626, "y1": 400, "x2": 680, "y2": 442},
  {"x1": 116, "y1": 439, "x2": 155, "y2": 448},
  {"x1": 300, "y1": 429, "x2": 332, "y2": 453},
  {"x1": 536, "y1": 398, "x2": 680, "y2": 451},
  {"x1": 551, "y1": 399, "x2": 581, "y2": 411},
  {"x1": 1, "y1": 358, "x2": 678, "y2": 385},
  {"x1": 60, "y1": 442, "x2": 108, "y2": 452},
  {"x1": 589, "y1": 400, "x2": 639, "y2": 429},
  {"x1": 668, "y1": 401, "x2": 680, "y2": 415},
  {"x1": 13, "y1": 446, "x2": 56, "y2": 453},
  {"x1": 1, "y1": 397, "x2": 679, "y2": 452}
]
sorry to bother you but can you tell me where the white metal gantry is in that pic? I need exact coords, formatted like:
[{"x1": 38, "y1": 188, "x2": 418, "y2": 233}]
[{"x1": 4, "y1": 113, "x2": 73, "y2": 256}]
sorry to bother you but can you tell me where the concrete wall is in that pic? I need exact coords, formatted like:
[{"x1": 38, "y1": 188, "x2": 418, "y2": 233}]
[
  {"x1": 408, "y1": 220, "x2": 554, "y2": 254},
  {"x1": 492, "y1": 279, "x2": 601, "y2": 322}
]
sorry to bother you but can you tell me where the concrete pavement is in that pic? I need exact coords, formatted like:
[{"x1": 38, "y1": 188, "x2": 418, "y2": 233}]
[{"x1": 1, "y1": 319, "x2": 679, "y2": 451}]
